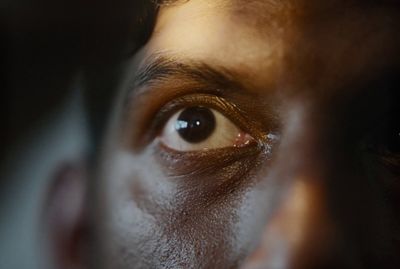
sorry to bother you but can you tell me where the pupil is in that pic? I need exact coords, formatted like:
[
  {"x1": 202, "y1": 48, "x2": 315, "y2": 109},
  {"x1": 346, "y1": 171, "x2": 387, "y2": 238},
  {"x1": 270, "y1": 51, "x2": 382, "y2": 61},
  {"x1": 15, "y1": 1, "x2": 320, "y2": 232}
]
[{"x1": 175, "y1": 107, "x2": 216, "y2": 143}]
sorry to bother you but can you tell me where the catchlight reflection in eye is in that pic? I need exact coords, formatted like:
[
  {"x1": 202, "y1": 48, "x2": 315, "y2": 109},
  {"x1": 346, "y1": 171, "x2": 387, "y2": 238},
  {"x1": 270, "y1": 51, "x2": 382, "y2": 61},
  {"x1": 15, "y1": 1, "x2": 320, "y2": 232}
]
[{"x1": 160, "y1": 106, "x2": 254, "y2": 151}]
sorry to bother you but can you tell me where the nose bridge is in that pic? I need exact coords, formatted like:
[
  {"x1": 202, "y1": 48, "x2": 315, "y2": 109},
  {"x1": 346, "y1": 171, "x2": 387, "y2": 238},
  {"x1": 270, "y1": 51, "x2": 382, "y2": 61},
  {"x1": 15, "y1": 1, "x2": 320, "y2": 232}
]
[
  {"x1": 275, "y1": 180, "x2": 336, "y2": 268},
  {"x1": 264, "y1": 100, "x2": 400, "y2": 269},
  {"x1": 276, "y1": 100, "x2": 331, "y2": 180}
]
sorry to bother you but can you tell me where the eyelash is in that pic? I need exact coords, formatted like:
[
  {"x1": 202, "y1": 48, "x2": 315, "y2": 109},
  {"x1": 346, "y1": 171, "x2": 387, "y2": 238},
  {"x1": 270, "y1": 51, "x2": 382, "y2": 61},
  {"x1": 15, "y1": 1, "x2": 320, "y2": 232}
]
[
  {"x1": 149, "y1": 94, "x2": 271, "y2": 179},
  {"x1": 148, "y1": 94, "x2": 266, "y2": 147}
]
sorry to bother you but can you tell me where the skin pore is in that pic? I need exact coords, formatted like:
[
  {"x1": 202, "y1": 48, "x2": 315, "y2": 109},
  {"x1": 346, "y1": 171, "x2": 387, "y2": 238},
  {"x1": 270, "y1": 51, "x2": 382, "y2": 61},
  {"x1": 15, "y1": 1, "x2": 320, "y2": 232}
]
[{"x1": 91, "y1": 0, "x2": 400, "y2": 268}]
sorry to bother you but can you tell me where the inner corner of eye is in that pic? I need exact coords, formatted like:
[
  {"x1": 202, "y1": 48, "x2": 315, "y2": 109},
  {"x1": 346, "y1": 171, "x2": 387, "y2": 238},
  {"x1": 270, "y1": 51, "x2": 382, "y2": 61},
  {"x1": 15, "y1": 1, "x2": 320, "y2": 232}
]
[
  {"x1": 233, "y1": 132, "x2": 255, "y2": 147},
  {"x1": 158, "y1": 106, "x2": 254, "y2": 151}
]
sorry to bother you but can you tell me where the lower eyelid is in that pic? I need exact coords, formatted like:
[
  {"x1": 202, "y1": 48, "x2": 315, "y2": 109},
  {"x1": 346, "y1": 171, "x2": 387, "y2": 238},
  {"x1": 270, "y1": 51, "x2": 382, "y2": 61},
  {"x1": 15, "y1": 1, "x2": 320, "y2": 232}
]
[
  {"x1": 129, "y1": 92, "x2": 279, "y2": 153},
  {"x1": 154, "y1": 141, "x2": 263, "y2": 178}
]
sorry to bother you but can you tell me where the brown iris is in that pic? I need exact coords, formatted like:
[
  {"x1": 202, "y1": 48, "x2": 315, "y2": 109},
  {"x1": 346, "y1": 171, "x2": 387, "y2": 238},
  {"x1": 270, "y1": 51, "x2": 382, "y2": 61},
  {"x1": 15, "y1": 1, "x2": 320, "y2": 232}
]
[{"x1": 175, "y1": 106, "x2": 216, "y2": 143}]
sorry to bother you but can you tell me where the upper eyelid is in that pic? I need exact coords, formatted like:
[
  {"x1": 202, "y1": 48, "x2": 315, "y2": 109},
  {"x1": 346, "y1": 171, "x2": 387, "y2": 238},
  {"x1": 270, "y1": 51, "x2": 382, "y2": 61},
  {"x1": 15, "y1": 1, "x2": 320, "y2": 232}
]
[
  {"x1": 122, "y1": 54, "x2": 282, "y2": 151},
  {"x1": 123, "y1": 54, "x2": 280, "y2": 122},
  {"x1": 153, "y1": 94, "x2": 252, "y2": 137},
  {"x1": 125, "y1": 92, "x2": 268, "y2": 152}
]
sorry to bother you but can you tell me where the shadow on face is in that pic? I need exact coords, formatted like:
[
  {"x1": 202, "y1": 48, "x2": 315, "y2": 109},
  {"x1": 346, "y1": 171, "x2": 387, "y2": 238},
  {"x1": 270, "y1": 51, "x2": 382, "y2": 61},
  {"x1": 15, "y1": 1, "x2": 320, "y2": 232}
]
[{"x1": 45, "y1": 0, "x2": 400, "y2": 268}]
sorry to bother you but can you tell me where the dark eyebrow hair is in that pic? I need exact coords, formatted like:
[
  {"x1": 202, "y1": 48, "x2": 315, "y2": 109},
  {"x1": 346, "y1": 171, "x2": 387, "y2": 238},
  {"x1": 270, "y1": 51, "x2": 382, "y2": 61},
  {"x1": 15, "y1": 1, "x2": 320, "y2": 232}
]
[{"x1": 130, "y1": 54, "x2": 244, "y2": 94}]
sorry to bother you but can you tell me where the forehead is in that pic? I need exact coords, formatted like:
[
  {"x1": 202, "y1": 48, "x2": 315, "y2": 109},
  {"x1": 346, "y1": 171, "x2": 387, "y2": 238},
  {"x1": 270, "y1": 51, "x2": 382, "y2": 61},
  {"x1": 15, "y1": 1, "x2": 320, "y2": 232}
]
[
  {"x1": 145, "y1": 0, "x2": 287, "y2": 81},
  {"x1": 143, "y1": 0, "x2": 400, "y2": 93}
]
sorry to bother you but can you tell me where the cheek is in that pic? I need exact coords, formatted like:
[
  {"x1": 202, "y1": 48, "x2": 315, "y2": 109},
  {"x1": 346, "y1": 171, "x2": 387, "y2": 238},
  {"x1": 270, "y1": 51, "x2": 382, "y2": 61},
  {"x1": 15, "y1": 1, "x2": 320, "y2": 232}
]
[
  {"x1": 98, "y1": 152, "x2": 165, "y2": 268},
  {"x1": 99, "y1": 148, "x2": 282, "y2": 268}
]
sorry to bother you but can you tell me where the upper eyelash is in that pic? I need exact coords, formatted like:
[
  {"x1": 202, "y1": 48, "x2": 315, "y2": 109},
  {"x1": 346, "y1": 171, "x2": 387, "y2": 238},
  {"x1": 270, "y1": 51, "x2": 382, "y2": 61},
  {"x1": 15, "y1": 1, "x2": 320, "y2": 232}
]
[
  {"x1": 128, "y1": 90, "x2": 281, "y2": 153},
  {"x1": 127, "y1": 92, "x2": 244, "y2": 151},
  {"x1": 150, "y1": 94, "x2": 265, "y2": 143}
]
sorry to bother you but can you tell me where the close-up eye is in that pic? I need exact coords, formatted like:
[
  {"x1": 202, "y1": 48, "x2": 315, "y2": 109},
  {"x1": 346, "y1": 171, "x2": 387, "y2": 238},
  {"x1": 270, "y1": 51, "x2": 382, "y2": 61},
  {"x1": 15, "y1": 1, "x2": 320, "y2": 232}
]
[{"x1": 159, "y1": 106, "x2": 254, "y2": 151}]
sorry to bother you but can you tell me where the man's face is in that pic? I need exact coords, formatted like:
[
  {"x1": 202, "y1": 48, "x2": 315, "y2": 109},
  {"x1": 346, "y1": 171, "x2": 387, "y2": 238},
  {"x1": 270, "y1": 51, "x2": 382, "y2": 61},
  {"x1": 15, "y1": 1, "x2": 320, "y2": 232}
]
[{"x1": 95, "y1": 0, "x2": 400, "y2": 268}]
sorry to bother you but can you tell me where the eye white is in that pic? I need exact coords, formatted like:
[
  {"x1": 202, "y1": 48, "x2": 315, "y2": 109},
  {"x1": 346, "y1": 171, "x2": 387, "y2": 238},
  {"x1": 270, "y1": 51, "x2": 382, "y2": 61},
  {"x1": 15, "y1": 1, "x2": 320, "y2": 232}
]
[{"x1": 160, "y1": 107, "x2": 253, "y2": 151}]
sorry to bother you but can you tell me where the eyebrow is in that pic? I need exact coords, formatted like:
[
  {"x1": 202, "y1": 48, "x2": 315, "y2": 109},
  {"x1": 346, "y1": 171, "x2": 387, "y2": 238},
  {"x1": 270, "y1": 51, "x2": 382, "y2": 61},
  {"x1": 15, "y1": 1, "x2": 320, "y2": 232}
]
[{"x1": 130, "y1": 54, "x2": 245, "y2": 96}]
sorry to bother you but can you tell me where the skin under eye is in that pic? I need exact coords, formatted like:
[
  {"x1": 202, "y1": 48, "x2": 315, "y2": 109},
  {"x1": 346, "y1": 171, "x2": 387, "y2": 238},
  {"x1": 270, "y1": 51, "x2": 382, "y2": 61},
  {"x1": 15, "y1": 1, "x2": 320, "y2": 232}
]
[{"x1": 159, "y1": 106, "x2": 254, "y2": 151}]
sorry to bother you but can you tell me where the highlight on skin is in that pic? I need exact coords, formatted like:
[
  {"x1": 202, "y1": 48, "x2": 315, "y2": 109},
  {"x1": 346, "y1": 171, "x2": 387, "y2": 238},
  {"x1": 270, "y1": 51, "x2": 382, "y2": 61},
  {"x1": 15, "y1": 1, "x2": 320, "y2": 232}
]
[{"x1": 89, "y1": 1, "x2": 400, "y2": 269}]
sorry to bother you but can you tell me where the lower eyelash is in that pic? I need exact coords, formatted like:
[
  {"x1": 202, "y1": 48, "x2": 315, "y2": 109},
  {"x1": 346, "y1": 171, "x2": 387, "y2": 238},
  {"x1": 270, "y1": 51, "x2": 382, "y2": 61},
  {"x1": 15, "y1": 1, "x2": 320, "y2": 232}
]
[{"x1": 150, "y1": 94, "x2": 261, "y2": 142}]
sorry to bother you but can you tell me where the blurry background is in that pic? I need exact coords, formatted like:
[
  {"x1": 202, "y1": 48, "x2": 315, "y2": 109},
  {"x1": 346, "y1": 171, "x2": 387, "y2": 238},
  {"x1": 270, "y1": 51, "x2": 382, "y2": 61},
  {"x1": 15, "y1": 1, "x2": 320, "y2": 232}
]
[{"x1": 0, "y1": 1, "x2": 156, "y2": 268}]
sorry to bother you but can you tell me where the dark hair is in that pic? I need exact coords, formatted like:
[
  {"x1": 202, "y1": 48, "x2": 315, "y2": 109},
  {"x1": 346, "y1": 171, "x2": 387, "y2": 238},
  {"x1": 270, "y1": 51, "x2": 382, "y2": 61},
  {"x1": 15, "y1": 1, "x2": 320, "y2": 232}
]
[
  {"x1": 153, "y1": 0, "x2": 189, "y2": 6},
  {"x1": 83, "y1": 0, "x2": 158, "y2": 151}
]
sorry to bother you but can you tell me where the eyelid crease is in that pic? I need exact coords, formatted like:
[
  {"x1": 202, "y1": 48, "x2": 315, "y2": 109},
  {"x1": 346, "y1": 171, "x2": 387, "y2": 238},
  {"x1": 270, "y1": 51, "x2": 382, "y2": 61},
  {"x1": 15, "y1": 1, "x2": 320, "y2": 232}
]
[
  {"x1": 149, "y1": 94, "x2": 270, "y2": 148},
  {"x1": 123, "y1": 55, "x2": 282, "y2": 153},
  {"x1": 125, "y1": 89, "x2": 280, "y2": 154}
]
